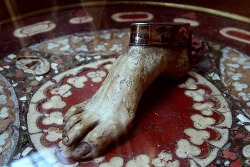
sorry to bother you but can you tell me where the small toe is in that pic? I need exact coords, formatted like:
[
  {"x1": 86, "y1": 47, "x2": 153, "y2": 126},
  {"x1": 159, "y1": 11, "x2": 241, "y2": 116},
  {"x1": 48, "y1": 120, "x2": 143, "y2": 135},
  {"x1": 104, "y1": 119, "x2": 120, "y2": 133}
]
[
  {"x1": 64, "y1": 104, "x2": 84, "y2": 122},
  {"x1": 64, "y1": 113, "x2": 82, "y2": 132}
]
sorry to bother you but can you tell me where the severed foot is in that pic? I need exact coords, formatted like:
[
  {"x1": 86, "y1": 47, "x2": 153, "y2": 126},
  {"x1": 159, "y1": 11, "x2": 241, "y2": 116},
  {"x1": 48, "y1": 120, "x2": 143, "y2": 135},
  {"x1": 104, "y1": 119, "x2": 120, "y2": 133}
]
[{"x1": 62, "y1": 23, "x2": 191, "y2": 161}]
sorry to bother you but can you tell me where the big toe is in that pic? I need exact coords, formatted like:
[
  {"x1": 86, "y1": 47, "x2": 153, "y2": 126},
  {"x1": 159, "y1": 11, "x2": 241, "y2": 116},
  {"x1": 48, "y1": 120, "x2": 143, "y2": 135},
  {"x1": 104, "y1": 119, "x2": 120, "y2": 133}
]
[
  {"x1": 71, "y1": 142, "x2": 92, "y2": 159},
  {"x1": 71, "y1": 123, "x2": 125, "y2": 160}
]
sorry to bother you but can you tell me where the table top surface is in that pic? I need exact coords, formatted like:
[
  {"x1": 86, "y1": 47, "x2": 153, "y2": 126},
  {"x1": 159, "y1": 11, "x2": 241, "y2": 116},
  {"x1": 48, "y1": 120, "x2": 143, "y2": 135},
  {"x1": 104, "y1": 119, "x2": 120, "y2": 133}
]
[{"x1": 0, "y1": 1, "x2": 249, "y2": 167}]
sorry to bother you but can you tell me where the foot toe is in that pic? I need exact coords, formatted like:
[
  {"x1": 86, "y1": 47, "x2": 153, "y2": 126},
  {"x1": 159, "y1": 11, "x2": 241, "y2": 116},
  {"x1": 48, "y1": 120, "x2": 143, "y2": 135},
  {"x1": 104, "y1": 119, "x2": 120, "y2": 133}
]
[
  {"x1": 64, "y1": 104, "x2": 84, "y2": 122},
  {"x1": 64, "y1": 113, "x2": 82, "y2": 132},
  {"x1": 71, "y1": 122, "x2": 124, "y2": 160},
  {"x1": 62, "y1": 119, "x2": 97, "y2": 146},
  {"x1": 71, "y1": 142, "x2": 92, "y2": 159}
]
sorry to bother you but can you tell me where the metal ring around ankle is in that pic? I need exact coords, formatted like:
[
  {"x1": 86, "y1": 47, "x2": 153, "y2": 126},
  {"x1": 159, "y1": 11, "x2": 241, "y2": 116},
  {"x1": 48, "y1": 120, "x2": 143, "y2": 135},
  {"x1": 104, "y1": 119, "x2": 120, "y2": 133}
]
[{"x1": 129, "y1": 23, "x2": 191, "y2": 47}]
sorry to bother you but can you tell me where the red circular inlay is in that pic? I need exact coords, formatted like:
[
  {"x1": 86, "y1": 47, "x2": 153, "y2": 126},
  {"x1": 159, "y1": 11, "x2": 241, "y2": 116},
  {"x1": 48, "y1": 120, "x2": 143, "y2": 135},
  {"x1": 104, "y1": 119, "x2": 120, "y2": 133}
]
[
  {"x1": 120, "y1": 14, "x2": 148, "y2": 19},
  {"x1": 227, "y1": 30, "x2": 250, "y2": 41},
  {"x1": 36, "y1": 62, "x2": 222, "y2": 166}
]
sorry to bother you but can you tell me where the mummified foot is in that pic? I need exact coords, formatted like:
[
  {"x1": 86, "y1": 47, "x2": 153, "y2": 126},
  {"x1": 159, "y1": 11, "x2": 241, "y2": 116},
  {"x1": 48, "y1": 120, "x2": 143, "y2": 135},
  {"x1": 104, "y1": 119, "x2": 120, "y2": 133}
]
[{"x1": 62, "y1": 23, "x2": 191, "y2": 160}]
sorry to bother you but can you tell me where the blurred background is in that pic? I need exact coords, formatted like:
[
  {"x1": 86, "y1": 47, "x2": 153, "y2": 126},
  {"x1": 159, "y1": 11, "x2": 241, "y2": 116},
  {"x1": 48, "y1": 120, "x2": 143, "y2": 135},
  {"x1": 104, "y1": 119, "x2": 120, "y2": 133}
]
[{"x1": 1, "y1": 0, "x2": 249, "y2": 21}]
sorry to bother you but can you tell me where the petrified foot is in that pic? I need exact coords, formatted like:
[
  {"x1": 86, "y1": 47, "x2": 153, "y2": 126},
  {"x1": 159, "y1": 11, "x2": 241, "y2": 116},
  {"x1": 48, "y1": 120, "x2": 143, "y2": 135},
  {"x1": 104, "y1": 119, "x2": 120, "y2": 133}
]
[{"x1": 62, "y1": 23, "x2": 191, "y2": 160}]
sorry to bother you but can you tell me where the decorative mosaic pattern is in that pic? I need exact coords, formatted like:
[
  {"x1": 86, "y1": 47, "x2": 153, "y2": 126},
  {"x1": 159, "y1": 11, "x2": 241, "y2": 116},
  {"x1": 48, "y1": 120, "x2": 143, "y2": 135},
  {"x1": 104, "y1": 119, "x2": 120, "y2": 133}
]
[
  {"x1": 220, "y1": 47, "x2": 250, "y2": 109},
  {"x1": 0, "y1": 73, "x2": 19, "y2": 166},
  {"x1": 0, "y1": 27, "x2": 249, "y2": 166},
  {"x1": 27, "y1": 57, "x2": 232, "y2": 166},
  {"x1": 29, "y1": 29, "x2": 130, "y2": 56}
]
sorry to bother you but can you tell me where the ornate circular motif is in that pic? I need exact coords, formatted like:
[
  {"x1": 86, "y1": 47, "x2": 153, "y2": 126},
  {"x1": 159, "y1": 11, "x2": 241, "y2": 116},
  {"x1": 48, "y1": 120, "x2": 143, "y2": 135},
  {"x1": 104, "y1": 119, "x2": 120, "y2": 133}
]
[
  {"x1": 27, "y1": 57, "x2": 232, "y2": 166},
  {"x1": 0, "y1": 73, "x2": 20, "y2": 166}
]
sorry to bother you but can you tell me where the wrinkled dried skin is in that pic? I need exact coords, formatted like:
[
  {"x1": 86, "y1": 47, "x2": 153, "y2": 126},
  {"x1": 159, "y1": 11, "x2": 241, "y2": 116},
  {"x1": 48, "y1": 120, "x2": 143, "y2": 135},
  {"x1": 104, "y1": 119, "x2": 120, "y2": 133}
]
[{"x1": 63, "y1": 45, "x2": 190, "y2": 160}]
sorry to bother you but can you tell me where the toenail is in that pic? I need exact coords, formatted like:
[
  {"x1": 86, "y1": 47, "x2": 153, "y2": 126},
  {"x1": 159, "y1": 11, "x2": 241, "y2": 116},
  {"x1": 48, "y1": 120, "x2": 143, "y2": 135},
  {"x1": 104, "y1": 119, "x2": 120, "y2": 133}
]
[{"x1": 73, "y1": 142, "x2": 91, "y2": 156}]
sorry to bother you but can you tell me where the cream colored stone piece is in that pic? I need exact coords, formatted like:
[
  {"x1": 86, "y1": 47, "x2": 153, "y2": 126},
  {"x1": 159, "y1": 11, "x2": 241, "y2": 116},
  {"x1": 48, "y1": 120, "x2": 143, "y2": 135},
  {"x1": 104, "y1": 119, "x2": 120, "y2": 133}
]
[
  {"x1": 35, "y1": 76, "x2": 43, "y2": 81},
  {"x1": 13, "y1": 21, "x2": 56, "y2": 38},
  {"x1": 175, "y1": 139, "x2": 201, "y2": 158},
  {"x1": 69, "y1": 16, "x2": 93, "y2": 24},
  {"x1": 110, "y1": 44, "x2": 122, "y2": 52},
  {"x1": 191, "y1": 114, "x2": 215, "y2": 129},
  {"x1": 21, "y1": 147, "x2": 33, "y2": 157},
  {"x1": 75, "y1": 54, "x2": 86, "y2": 62},
  {"x1": 99, "y1": 157, "x2": 124, "y2": 167},
  {"x1": 178, "y1": 78, "x2": 198, "y2": 90},
  {"x1": 92, "y1": 156, "x2": 105, "y2": 163},
  {"x1": 7, "y1": 54, "x2": 17, "y2": 59},
  {"x1": 19, "y1": 96, "x2": 27, "y2": 101},
  {"x1": 100, "y1": 32, "x2": 112, "y2": 40},
  {"x1": 45, "y1": 127, "x2": 62, "y2": 142},
  {"x1": 0, "y1": 107, "x2": 9, "y2": 118},
  {"x1": 173, "y1": 18, "x2": 200, "y2": 27},
  {"x1": 184, "y1": 128, "x2": 210, "y2": 145},
  {"x1": 51, "y1": 84, "x2": 72, "y2": 97},
  {"x1": 47, "y1": 43, "x2": 60, "y2": 50},
  {"x1": 87, "y1": 71, "x2": 106, "y2": 83},
  {"x1": 243, "y1": 144, "x2": 250, "y2": 158},
  {"x1": 152, "y1": 151, "x2": 180, "y2": 167},
  {"x1": 237, "y1": 114, "x2": 250, "y2": 124},
  {"x1": 63, "y1": 46, "x2": 190, "y2": 160},
  {"x1": 104, "y1": 64, "x2": 113, "y2": 71},
  {"x1": 126, "y1": 154, "x2": 150, "y2": 167},
  {"x1": 15, "y1": 55, "x2": 50, "y2": 75},
  {"x1": 94, "y1": 44, "x2": 107, "y2": 51},
  {"x1": 184, "y1": 89, "x2": 206, "y2": 102},
  {"x1": 208, "y1": 72, "x2": 221, "y2": 80},
  {"x1": 60, "y1": 45, "x2": 72, "y2": 52},
  {"x1": 42, "y1": 95, "x2": 66, "y2": 109},
  {"x1": 43, "y1": 111, "x2": 64, "y2": 125},
  {"x1": 192, "y1": 102, "x2": 215, "y2": 116},
  {"x1": 245, "y1": 125, "x2": 250, "y2": 132}
]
